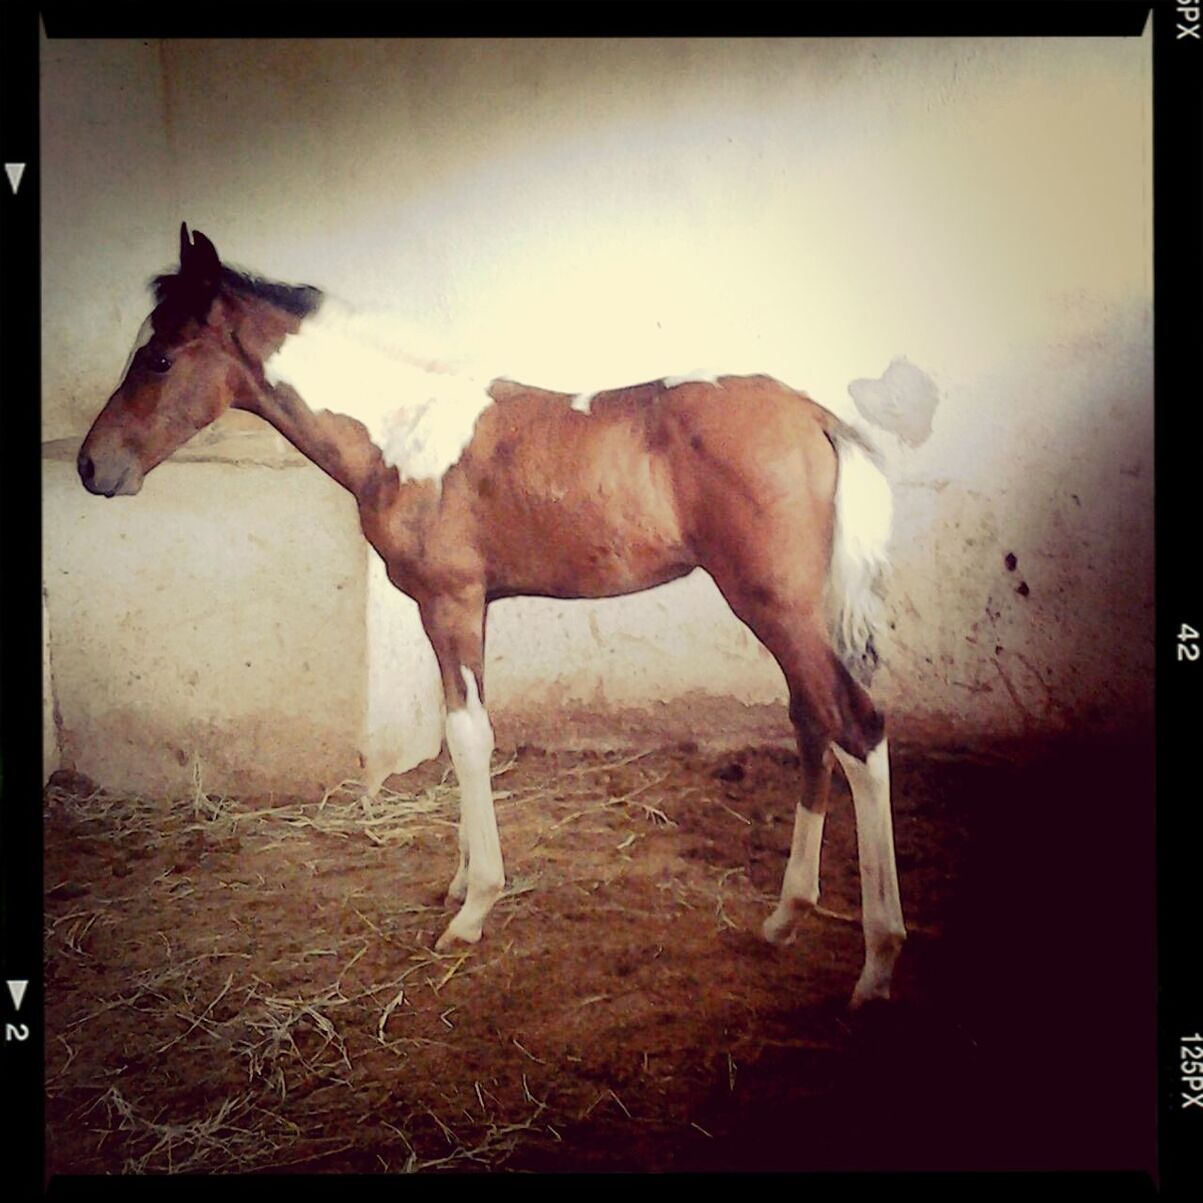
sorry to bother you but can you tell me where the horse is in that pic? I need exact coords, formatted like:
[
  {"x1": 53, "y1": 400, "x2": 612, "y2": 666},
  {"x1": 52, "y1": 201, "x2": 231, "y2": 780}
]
[{"x1": 78, "y1": 224, "x2": 906, "y2": 1008}]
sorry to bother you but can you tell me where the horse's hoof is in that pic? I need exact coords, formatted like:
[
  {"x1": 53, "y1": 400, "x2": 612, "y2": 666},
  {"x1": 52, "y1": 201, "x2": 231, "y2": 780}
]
[
  {"x1": 762, "y1": 910, "x2": 796, "y2": 946},
  {"x1": 849, "y1": 978, "x2": 891, "y2": 1011},
  {"x1": 763, "y1": 896, "x2": 817, "y2": 946},
  {"x1": 435, "y1": 921, "x2": 481, "y2": 952}
]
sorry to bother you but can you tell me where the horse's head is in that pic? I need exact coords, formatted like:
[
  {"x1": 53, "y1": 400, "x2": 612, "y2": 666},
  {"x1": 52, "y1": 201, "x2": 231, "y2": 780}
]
[{"x1": 78, "y1": 225, "x2": 252, "y2": 497}]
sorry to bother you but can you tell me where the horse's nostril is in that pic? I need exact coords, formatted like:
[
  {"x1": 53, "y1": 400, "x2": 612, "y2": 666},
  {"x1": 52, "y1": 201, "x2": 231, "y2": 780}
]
[{"x1": 78, "y1": 453, "x2": 95, "y2": 486}]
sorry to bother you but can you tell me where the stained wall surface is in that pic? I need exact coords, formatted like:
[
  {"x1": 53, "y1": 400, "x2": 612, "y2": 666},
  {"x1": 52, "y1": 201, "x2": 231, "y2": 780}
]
[{"x1": 42, "y1": 34, "x2": 1153, "y2": 789}]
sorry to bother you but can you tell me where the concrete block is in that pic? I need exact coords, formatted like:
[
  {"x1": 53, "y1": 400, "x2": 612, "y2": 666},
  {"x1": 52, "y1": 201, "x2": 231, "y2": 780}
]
[{"x1": 43, "y1": 434, "x2": 442, "y2": 796}]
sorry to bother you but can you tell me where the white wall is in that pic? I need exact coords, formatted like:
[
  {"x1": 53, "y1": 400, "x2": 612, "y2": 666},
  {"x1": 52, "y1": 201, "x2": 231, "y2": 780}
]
[
  {"x1": 41, "y1": 38, "x2": 177, "y2": 429},
  {"x1": 42, "y1": 34, "x2": 1153, "y2": 787},
  {"x1": 43, "y1": 435, "x2": 374, "y2": 795}
]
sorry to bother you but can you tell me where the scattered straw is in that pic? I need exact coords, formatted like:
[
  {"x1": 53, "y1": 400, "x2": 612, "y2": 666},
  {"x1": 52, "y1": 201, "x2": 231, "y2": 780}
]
[
  {"x1": 512, "y1": 1037, "x2": 547, "y2": 1065},
  {"x1": 714, "y1": 867, "x2": 747, "y2": 931},
  {"x1": 87, "y1": 1085, "x2": 304, "y2": 1174},
  {"x1": 45, "y1": 741, "x2": 876, "y2": 1174},
  {"x1": 155, "y1": 970, "x2": 235, "y2": 1054},
  {"x1": 377, "y1": 989, "x2": 407, "y2": 1043}
]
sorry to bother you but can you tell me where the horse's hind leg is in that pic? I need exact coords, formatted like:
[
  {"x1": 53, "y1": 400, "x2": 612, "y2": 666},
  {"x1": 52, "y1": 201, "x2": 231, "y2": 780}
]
[
  {"x1": 712, "y1": 575, "x2": 905, "y2": 1007},
  {"x1": 763, "y1": 724, "x2": 833, "y2": 944},
  {"x1": 781, "y1": 643, "x2": 904, "y2": 1008},
  {"x1": 832, "y1": 738, "x2": 905, "y2": 1008},
  {"x1": 762, "y1": 678, "x2": 905, "y2": 1006}
]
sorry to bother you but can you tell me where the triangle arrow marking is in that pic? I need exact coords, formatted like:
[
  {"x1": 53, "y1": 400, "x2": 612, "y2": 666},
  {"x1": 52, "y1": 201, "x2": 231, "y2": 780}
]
[
  {"x1": 5, "y1": 163, "x2": 26, "y2": 195},
  {"x1": 7, "y1": 980, "x2": 28, "y2": 1010}
]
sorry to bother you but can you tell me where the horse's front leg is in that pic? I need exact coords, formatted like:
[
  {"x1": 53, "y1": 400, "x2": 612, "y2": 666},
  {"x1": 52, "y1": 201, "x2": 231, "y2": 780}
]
[
  {"x1": 446, "y1": 818, "x2": 470, "y2": 904},
  {"x1": 421, "y1": 591, "x2": 504, "y2": 951}
]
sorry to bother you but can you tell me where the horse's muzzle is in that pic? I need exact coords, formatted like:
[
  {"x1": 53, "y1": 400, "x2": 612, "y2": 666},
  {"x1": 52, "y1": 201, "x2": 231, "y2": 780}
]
[{"x1": 78, "y1": 446, "x2": 143, "y2": 497}]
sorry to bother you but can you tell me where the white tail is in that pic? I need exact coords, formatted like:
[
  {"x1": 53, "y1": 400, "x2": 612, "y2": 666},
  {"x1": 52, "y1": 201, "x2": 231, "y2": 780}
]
[{"x1": 824, "y1": 425, "x2": 893, "y2": 683}]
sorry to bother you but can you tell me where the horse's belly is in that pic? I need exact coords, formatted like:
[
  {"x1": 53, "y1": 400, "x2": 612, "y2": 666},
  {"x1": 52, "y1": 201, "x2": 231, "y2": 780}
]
[
  {"x1": 483, "y1": 480, "x2": 692, "y2": 600},
  {"x1": 470, "y1": 399, "x2": 697, "y2": 599}
]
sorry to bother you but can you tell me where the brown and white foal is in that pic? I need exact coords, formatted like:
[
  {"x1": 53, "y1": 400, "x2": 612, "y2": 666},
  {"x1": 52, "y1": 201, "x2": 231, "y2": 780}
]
[{"x1": 79, "y1": 226, "x2": 906, "y2": 1007}]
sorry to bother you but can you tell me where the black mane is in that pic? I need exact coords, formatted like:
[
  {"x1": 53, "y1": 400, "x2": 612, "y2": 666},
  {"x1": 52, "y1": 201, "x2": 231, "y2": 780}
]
[
  {"x1": 220, "y1": 267, "x2": 324, "y2": 316},
  {"x1": 150, "y1": 265, "x2": 323, "y2": 319}
]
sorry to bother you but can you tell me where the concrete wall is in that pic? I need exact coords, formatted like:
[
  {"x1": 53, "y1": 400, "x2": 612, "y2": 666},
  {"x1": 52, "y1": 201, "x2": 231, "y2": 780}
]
[
  {"x1": 42, "y1": 34, "x2": 1153, "y2": 792},
  {"x1": 43, "y1": 434, "x2": 376, "y2": 795}
]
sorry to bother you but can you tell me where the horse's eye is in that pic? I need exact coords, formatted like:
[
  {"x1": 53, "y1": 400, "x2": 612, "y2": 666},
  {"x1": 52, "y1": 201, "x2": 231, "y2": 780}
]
[{"x1": 146, "y1": 351, "x2": 172, "y2": 374}]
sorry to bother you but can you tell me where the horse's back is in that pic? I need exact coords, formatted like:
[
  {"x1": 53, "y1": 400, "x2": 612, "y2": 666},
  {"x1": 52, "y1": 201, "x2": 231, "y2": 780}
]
[
  {"x1": 479, "y1": 370, "x2": 842, "y2": 527},
  {"x1": 484, "y1": 372, "x2": 837, "y2": 468},
  {"x1": 652, "y1": 374, "x2": 841, "y2": 526}
]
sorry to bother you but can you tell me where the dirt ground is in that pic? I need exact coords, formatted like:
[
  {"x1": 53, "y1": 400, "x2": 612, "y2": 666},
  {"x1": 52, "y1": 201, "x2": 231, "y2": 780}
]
[{"x1": 43, "y1": 728, "x2": 1156, "y2": 1177}]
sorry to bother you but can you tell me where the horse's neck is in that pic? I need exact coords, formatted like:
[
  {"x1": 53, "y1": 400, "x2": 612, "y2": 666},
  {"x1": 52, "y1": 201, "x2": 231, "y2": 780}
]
[
  {"x1": 242, "y1": 295, "x2": 492, "y2": 506},
  {"x1": 251, "y1": 381, "x2": 382, "y2": 496},
  {"x1": 225, "y1": 297, "x2": 374, "y2": 495}
]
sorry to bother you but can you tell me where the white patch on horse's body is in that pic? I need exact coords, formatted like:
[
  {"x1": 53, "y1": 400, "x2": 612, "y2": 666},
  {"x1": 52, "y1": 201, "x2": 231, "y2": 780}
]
[
  {"x1": 825, "y1": 431, "x2": 893, "y2": 682},
  {"x1": 263, "y1": 298, "x2": 494, "y2": 486},
  {"x1": 436, "y1": 667, "x2": 503, "y2": 949},
  {"x1": 832, "y1": 740, "x2": 905, "y2": 1007},
  {"x1": 570, "y1": 390, "x2": 596, "y2": 414},
  {"x1": 662, "y1": 371, "x2": 723, "y2": 389}
]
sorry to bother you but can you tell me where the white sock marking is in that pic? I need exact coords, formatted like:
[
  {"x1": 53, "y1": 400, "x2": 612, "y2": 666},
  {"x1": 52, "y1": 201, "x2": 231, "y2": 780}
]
[
  {"x1": 263, "y1": 299, "x2": 495, "y2": 486},
  {"x1": 763, "y1": 803, "x2": 826, "y2": 944},
  {"x1": 832, "y1": 739, "x2": 906, "y2": 1005},
  {"x1": 438, "y1": 667, "x2": 503, "y2": 947}
]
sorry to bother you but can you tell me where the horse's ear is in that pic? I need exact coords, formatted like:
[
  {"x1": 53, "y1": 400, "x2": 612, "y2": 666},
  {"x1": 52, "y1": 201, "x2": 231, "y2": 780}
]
[
  {"x1": 176, "y1": 224, "x2": 221, "y2": 318},
  {"x1": 180, "y1": 227, "x2": 220, "y2": 280},
  {"x1": 191, "y1": 231, "x2": 221, "y2": 275}
]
